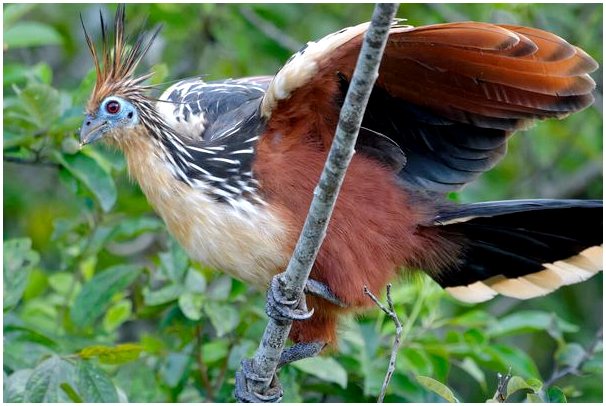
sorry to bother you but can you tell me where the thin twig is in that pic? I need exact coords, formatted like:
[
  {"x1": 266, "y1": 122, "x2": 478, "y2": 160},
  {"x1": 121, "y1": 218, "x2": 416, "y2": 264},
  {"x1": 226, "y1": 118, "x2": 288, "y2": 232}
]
[
  {"x1": 542, "y1": 328, "x2": 603, "y2": 389},
  {"x1": 238, "y1": 3, "x2": 400, "y2": 402},
  {"x1": 364, "y1": 284, "x2": 403, "y2": 403},
  {"x1": 239, "y1": 6, "x2": 303, "y2": 52}
]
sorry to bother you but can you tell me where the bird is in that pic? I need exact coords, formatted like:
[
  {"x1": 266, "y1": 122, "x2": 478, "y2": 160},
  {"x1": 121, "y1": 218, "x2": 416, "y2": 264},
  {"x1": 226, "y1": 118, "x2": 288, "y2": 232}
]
[{"x1": 79, "y1": 6, "x2": 602, "y2": 402}]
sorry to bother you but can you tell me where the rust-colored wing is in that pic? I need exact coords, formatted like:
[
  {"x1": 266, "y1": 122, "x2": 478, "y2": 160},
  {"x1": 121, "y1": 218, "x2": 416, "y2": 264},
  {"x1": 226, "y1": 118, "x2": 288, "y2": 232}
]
[{"x1": 260, "y1": 21, "x2": 598, "y2": 192}]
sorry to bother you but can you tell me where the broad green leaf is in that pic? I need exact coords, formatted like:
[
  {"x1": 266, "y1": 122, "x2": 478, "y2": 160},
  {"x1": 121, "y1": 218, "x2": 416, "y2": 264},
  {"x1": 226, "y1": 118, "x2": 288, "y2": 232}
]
[
  {"x1": 79, "y1": 343, "x2": 143, "y2": 365},
  {"x1": 203, "y1": 302, "x2": 239, "y2": 337},
  {"x1": 24, "y1": 356, "x2": 77, "y2": 402},
  {"x1": 54, "y1": 152, "x2": 117, "y2": 212},
  {"x1": 293, "y1": 357, "x2": 348, "y2": 388},
  {"x1": 160, "y1": 350, "x2": 191, "y2": 388},
  {"x1": 111, "y1": 216, "x2": 163, "y2": 241},
  {"x1": 178, "y1": 292, "x2": 205, "y2": 320},
  {"x1": 4, "y1": 238, "x2": 40, "y2": 310},
  {"x1": 3, "y1": 4, "x2": 38, "y2": 27},
  {"x1": 71, "y1": 265, "x2": 141, "y2": 327},
  {"x1": 506, "y1": 375, "x2": 536, "y2": 398},
  {"x1": 76, "y1": 360, "x2": 119, "y2": 402},
  {"x1": 488, "y1": 311, "x2": 578, "y2": 337},
  {"x1": 448, "y1": 310, "x2": 494, "y2": 328},
  {"x1": 13, "y1": 83, "x2": 63, "y2": 130},
  {"x1": 103, "y1": 300, "x2": 133, "y2": 332},
  {"x1": 485, "y1": 345, "x2": 540, "y2": 378},
  {"x1": 4, "y1": 369, "x2": 33, "y2": 402},
  {"x1": 202, "y1": 340, "x2": 229, "y2": 364},
  {"x1": 206, "y1": 276, "x2": 232, "y2": 300},
  {"x1": 547, "y1": 386, "x2": 567, "y2": 403},
  {"x1": 4, "y1": 22, "x2": 62, "y2": 48},
  {"x1": 416, "y1": 375, "x2": 459, "y2": 403},
  {"x1": 184, "y1": 268, "x2": 207, "y2": 294},
  {"x1": 143, "y1": 283, "x2": 184, "y2": 306},
  {"x1": 458, "y1": 357, "x2": 486, "y2": 391},
  {"x1": 160, "y1": 238, "x2": 189, "y2": 282},
  {"x1": 398, "y1": 347, "x2": 433, "y2": 376},
  {"x1": 47, "y1": 272, "x2": 76, "y2": 296}
]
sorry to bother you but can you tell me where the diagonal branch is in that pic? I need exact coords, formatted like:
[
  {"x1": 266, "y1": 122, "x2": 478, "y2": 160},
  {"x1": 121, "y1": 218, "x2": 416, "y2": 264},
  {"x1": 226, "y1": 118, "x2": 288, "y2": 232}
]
[{"x1": 237, "y1": 3, "x2": 400, "y2": 402}]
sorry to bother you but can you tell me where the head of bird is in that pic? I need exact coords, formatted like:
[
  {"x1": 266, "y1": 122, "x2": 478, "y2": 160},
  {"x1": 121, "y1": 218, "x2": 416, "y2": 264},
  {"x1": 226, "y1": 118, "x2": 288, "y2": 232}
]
[{"x1": 79, "y1": 5, "x2": 160, "y2": 148}]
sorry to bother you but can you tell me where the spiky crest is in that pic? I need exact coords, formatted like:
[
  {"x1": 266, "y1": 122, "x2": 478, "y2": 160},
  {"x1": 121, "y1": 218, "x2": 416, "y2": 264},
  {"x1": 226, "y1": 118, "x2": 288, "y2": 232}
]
[{"x1": 81, "y1": 5, "x2": 161, "y2": 113}]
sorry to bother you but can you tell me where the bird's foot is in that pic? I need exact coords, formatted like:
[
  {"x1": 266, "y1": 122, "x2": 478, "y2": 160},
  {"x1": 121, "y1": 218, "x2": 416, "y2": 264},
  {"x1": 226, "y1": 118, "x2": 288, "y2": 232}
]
[
  {"x1": 266, "y1": 274, "x2": 346, "y2": 323},
  {"x1": 235, "y1": 342, "x2": 326, "y2": 402},
  {"x1": 235, "y1": 359, "x2": 283, "y2": 403},
  {"x1": 266, "y1": 274, "x2": 314, "y2": 322}
]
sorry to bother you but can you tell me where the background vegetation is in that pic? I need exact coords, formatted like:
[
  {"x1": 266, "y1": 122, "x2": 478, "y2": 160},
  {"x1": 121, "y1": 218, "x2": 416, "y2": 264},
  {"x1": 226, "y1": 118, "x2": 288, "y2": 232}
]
[{"x1": 3, "y1": 3, "x2": 603, "y2": 403}]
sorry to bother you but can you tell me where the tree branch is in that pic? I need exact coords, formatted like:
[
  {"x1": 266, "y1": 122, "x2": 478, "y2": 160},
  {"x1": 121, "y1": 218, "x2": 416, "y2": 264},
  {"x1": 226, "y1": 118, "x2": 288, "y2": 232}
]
[
  {"x1": 364, "y1": 284, "x2": 403, "y2": 403},
  {"x1": 237, "y1": 3, "x2": 399, "y2": 401}
]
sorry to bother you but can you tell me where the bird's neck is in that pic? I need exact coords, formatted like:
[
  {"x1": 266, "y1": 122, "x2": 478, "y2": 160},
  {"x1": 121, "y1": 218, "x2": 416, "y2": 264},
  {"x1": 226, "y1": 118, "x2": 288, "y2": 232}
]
[{"x1": 115, "y1": 125, "x2": 290, "y2": 289}]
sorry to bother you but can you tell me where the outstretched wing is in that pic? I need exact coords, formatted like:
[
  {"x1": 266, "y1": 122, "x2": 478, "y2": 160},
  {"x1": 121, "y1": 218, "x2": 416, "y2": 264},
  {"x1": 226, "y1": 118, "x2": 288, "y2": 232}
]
[{"x1": 260, "y1": 22, "x2": 598, "y2": 193}]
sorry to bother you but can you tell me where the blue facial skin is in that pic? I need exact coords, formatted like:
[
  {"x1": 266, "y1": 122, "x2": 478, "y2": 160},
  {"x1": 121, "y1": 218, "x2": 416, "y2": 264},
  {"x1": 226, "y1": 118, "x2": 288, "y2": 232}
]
[{"x1": 79, "y1": 96, "x2": 139, "y2": 145}]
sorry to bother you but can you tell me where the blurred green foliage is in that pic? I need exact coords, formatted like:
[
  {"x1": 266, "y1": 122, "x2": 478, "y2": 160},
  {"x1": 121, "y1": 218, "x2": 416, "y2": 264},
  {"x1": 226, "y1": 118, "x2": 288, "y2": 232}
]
[{"x1": 3, "y1": 3, "x2": 603, "y2": 403}]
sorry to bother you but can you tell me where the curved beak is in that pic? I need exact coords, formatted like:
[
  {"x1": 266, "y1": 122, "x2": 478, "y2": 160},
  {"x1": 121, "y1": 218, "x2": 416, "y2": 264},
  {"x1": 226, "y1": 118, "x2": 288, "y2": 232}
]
[{"x1": 80, "y1": 115, "x2": 108, "y2": 147}]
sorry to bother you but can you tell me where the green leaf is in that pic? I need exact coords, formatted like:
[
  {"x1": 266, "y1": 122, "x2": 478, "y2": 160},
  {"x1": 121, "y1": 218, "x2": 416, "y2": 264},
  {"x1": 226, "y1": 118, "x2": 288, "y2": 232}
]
[
  {"x1": 160, "y1": 238, "x2": 190, "y2": 282},
  {"x1": 485, "y1": 345, "x2": 540, "y2": 378},
  {"x1": 24, "y1": 356, "x2": 77, "y2": 402},
  {"x1": 47, "y1": 272, "x2": 76, "y2": 296},
  {"x1": 178, "y1": 292, "x2": 205, "y2": 320},
  {"x1": 506, "y1": 375, "x2": 536, "y2": 398},
  {"x1": 144, "y1": 283, "x2": 184, "y2": 306},
  {"x1": 206, "y1": 276, "x2": 232, "y2": 300},
  {"x1": 4, "y1": 369, "x2": 34, "y2": 402},
  {"x1": 202, "y1": 341, "x2": 229, "y2": 364},
  {"x1": 3, "y1": 4, "x2": 38, "y2": 27},
  {"x1": 488, "y1": 311, "x2": 578, "y2": 337},
  {"x1": 415, "y1": 375, "x2": 459, "y2": 403},
  {"x1": 4, "y1": 238, "x2": 40, "y2": 310},
  {"x1": 547, "y1": 386, "x2": 567, "y2": 403},
  {"x1": 71, "y1": 265, "x2": 141, "y2": 327},
  {"x1": 203, "y1": 302, "x2": 239, "y2": 337},
  {"x1": 79, "y1": 343, "x2": 143, "y2": 365},
  {"x1": 60, "y1": 382, "x2": 83, "y2": 403},
  {"x1": 4, "y1": 22, "x2": 62, "y2": 48},
  {"x1": 54, "y1": 152, "x2": 117, "y2": 212},
  {"x1": 458, "y1": 357, "x2": 486, "y2": 391},
  {"x1": 293, "y1": 357, "x2": 348, "y2": 388},
  {"x1": 103, "y1": 300, "x2": 132, "y2": 332},
  {"x1": 184, "y1": 268, "x2": 207, "y2": 294},
  {"x1": 76, "y1": 360, "x2": 119, "y2": 402},
  {"x1": 12, "y1": 83, "x2": 63, "y2": 130}
]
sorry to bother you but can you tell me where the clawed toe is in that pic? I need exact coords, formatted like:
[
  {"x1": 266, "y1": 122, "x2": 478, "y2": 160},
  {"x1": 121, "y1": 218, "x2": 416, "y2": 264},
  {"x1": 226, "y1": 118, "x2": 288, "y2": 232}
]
[
  {"x1": 265, "y1": 274, "x2": 314, "y2": 322},
  {"x1": 234, "y1": 359, "x2": 283, "y2": 403}
]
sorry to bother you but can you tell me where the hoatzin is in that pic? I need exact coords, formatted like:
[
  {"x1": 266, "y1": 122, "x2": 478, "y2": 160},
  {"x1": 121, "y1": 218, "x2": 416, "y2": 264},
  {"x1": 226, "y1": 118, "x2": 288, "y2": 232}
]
[{"x1": 80, "y1": 6, "x2": 602, "y2": 401}]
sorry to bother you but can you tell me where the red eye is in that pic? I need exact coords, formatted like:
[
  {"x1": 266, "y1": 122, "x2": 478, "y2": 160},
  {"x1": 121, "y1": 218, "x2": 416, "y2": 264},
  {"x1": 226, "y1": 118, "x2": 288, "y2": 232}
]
[{"x1": 106, "y1": 100, "x2": 121, "y2": 114}]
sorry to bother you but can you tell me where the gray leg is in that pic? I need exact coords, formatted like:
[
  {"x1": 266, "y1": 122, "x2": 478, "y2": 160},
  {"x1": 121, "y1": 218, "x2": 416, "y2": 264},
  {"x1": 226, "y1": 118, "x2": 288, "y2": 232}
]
[{"x1": 277, "y1": 341, "x2": 326, "y2": 369}]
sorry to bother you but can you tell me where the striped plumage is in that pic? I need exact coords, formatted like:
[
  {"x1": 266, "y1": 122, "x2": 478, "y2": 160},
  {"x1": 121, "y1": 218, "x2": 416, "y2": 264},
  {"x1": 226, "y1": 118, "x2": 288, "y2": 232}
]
[{"x1": 80, "y1": 6, "x2": 601, "y2": 349}]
